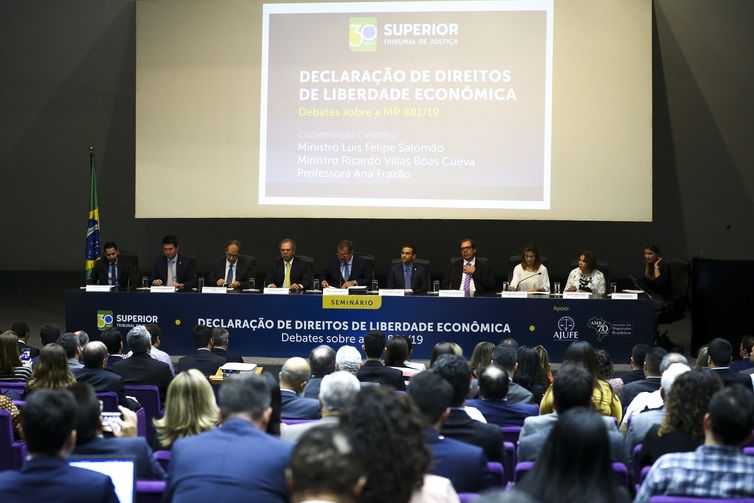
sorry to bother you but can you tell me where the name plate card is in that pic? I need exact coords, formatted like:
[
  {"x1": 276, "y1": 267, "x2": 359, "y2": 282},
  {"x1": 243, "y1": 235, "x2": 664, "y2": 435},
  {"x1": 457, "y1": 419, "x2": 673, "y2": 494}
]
[
  {"x1": 562, "y1": 292, "x2": 591, "y2": 299},
  {"x1": 201, "y1": 286, "x2": 228, "y2": 294},
  {"x1": 323, "y1": 288, "x2": 349, "y2": 296},
  {"x1": 438, "y1": 290, "x2": 466, "y2": 298},
  {"x1": 150, "y1": 286, "x2": 176, "y2": 293},
  {"x1": 379, "y1": 289, "x2": 406, "y2": 296},
  {"x1": 264, "y1": 287, "x2": 290, "y2": 295},
  {"x1": 499, "y1": 291, "x2": 528, "y2": 298},
  {"x1": 611, "y1": 293, "x2": 638, "y2": 300},
  {"x1": 85, "y1": 285, "x2": 114, "y2": 292}
]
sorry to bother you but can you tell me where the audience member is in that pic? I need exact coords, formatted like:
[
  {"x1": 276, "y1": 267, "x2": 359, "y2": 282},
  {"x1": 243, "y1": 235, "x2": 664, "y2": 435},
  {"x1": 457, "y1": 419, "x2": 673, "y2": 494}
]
[
  {"x1": 286, "y1": 425, "x2": 366, "y2": 503},
  {"x1": 113, "y1": 325, "x2": 173, "y2": 402},
  {"x1": 279, "y1": 357, "x2": 321, "y2": 419},
  {"x1": 383, "y1": 336, "x2": 412, "y2": 371},
  {"x1": 39, "y1": 323, "x2": 61, "y2": 346},
  {"x1": 175, "y1": 324, "x2": 226, "y2": 377},
  {"x1": 209, "y1": 327, "x2": 243, "y2": 363},
  {"x1": 539, "y1": 341, "x2": 622, "y2": 421},
  {"x1": 513, "y1": 346, "x2": 549, "y2": 404},
  {"x1": 433, "y1": 354, "x2": 504, "y2": 464},
  {"x1": 408, "y1": 370, "x2": 492, "y2": 493},
  {"x1": 730, "y1": 334, "x2": 754, "y2": 372},
  {"x1": 534, "y1": 344, "x2": 553, "y2": 383},
  {"x1": 637, "y1": 368, "x2": 722, "y2": 467},
  {"x1": 144, "y1": 323, "x2": 174, "y2": 375},
  {"x1": 517, "y1": 408, "x2": 630, "y2": 503},
  {"x1": 282, "y1": 371, "x2": 360, "y2": 444},
  {"x1": 356, "y1": 331, "x2": 406, "y2": 390},
  {"x1": 58, "y1": 332, "x2": 83, "y2": 370},
  {"x1": 101, "y1": 328, "x2": 125, "y2": 369},
  {"x1": 68, "y1": 382, "x2": 165, "y2": 480},
  {"x1": 518, "y1": 362, "x2": 626, "y2": 463},
  {"x1": 27, "y1": 344, "x2": 76, "y2": 393},
  {"x1": 492, "y1": 344, "x2": 533, "y2": 404},
  {"x1": 335, "y1": 345, "x2": 362, "y2": 376},
  {"x1": 429, "y1": 341, "x2": 462, "y2": 368},
  {"x1": 74, "y1": 330, "x2": 89, "y2": 348},
  {"x1": 0, "y1": 331, "x2": 32, "y2": 382},
  {"x1": 0, "y1": 393, "x2": 20, "y2": 437},
  {"x1": 469, "y1": 341, "x2": 495, "y2": 378},
  {"x1": 707, "y1": 337, "x2": 754, "y2": 390},
  {"x1": 11, "y1": 321, "x2": 39, "y2": 358},
  {"x1": 621, "y1": 353, "x2": 687, "y2": 429},
  {"x1": 636, "y1": 385, "x2": 754, "y2": 502},
  {"x1": 74, "y1": 341, "x2": 137, "y2": 410},
  {"x1": 0, "y1": 389, "x2": 117, "y2": 502},
  {"x1": 303, "y1": 344, "x2": 336, "y2": 399},
  {"x1": 341, "y1": 385, "x2": 456, "y2": 503},
  {"x1": 596, "y1": 348, "x2": 623, "y2": 397},
  {"x1": 616, "y1": 343, "x2": 650, "y2": 385},
  {"x1": 466, "y1": 365, "x2": 538, "y2": 427},
  {"x1": 261, "y1": 372, "x2": 283, "y2": 437},
  {"x1": 165, "y1": 373, "x2": 292, "y2": 501},
  {"x1": 621, "y1": 346, "x2": 667, "y2": 406},
  {"x1": 153, "y1": 369, "x2": 218, "y2": 450}
]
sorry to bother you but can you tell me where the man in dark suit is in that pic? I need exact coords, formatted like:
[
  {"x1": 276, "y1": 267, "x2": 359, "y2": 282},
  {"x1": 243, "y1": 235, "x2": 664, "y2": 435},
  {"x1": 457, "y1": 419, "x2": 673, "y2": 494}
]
[
  {"x1": 408, "y1": 370, "x2": 492, "y2": 493},
  {"x1": 11, "y1": 321, "x2": 39, "y2": 359},
  {"x1": 149, "y1": 234, "x2": 196, "y2": 290},
  {"x1": 302, "y1": 345, "x2": 336, "y2": 399},
  {"x1": 466, "y1": 366, "x2": 539, "y2": 427},
  {"x1": 88, "y1": 241, "x2": 139, "y2": 290},
  {"x1": 264, "y1": 238, "x2": 313, "y2": 291},
  {"x1": 69, "y1": 382, "x2": 165, "y2": 480},
  {"x1": 616, "y1": 343, "x2": 651, "y2": 385},
  {"x1": 0, "y1": 389, "x2": 117, "y2": 501},
  {"x1": 441, "y1": 238, "x2": 496, "y2": 294},
  {"x1": 208, "y1": 239, "x2": 255, "y2": 290},
  {"x1": 708, "y1": 337, "x2": 754, "y2": 391},
  {"x1": 433, "y1": 354, "x2": 504, "y2": 464},
  {"x1": 74, "y1": 341, "x2": 138, "y2": 410},
  {"x1": 320, "y1": 239, "x2": 373, "y2": 288},
  {"x1": 356, "y1": 331, "x2": 406, "y2": 391},
  {"x1": 622, "y1": 346, "x2": 667, "y2": 406},
  {"x1": 386, "y1": 244, "x2": 430, "y2": 293},
  {"x1": 176, "y1": 324, "x2": 226, "y2": 377},
  {"x1": 165, "y1": 373, "x2": 292, "y2": 502},
  {"x1": 101, "y1": 328, "x2": 125, "y2": 370},
  {"x1": 279, "y1": 357, "x2": 321, "y2": 420},
  {"x1": 112, "y1": 325, "x2": 173, "y2": 403},
  {"x1": 209, "y1": 327, "x2": 243, "y2": 363}
]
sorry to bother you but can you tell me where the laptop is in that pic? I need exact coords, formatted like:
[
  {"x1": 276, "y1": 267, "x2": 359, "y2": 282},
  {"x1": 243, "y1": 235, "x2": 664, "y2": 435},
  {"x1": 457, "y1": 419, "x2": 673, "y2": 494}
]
[{"x1": 68, "y1": 454, "x2": 136, "y2": 503}]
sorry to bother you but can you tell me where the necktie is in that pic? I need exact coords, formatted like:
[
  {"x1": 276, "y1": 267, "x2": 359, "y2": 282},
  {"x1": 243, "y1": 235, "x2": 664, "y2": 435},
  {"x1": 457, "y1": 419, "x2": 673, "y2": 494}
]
[
  {"x1": 463, "y1": 262, "x2": 472, "y2": 291},
  {"x1": 404, "y1": 265, "x2": 412, "y2": 289},
  {"x1": 226, "y1": 263, "x2": 234, "y2": 285},
  {"x1": 284, "y1": 261, "x2": 291, "y2": 288},
  {"x1": 109, "y1": 263, "x2": 116, "y2": 286},
  {"x1": 167, "y1": 259, "x2": 175, "y2": 285},
  {"x1": 343, "y1": 263, "x2": 350, "y2": 283}
]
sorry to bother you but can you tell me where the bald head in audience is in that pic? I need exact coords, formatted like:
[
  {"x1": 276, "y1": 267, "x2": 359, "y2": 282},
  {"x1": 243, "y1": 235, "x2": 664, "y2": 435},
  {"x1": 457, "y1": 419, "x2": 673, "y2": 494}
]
[{"x1": 280, "y1": 357, "x2": 312, "y2": 394}]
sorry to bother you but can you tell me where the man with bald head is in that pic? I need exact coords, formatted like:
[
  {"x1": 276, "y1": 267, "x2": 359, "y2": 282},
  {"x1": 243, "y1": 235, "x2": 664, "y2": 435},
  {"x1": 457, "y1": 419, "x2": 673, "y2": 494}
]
[
  {"x1": 279, "y1": 357, "x2": 321, "y2": 419},
  {"x1": 73, "y1": 341, "x2": 138, "y2": 410},
  {"x1": 465, "y1": 366, "x2": 539, "y2": 427},
  {"x1": 303, "y1": 345, "x2": 337, "y2": 399}
]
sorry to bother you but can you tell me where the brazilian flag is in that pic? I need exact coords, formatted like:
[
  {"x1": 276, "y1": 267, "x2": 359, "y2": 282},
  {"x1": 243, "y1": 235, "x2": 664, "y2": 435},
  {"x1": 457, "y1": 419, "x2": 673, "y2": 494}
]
[{"x1": 85, "y1": 147, "x2": 101, "y2": 280}]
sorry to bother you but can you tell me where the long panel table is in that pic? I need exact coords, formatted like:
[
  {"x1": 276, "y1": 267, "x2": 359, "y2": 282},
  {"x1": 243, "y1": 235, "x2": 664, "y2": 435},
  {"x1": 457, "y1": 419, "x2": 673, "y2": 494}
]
[{"x1": 65, "y1": 291, "x2": 654, "y2": 363}]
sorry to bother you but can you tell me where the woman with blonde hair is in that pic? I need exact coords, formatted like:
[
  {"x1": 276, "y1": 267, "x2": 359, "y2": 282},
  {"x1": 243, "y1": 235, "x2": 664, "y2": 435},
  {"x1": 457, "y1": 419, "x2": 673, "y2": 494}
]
[
  {"x1": 26, "y1": 344, "x2": 76, "y2": 393},
  {"x1": 153, "y1": 368, "x2": 218, "y2": 450}
]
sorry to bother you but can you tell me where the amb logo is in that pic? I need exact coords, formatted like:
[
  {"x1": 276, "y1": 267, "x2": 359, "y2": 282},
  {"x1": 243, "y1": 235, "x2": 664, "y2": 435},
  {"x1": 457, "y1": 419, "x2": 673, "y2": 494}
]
[
  {"x1": 97, "y1": 310, "x2": 114, "y2": 331},
  {"x1": 587, "y1": 317, "x2": 612, "y2": 341}
]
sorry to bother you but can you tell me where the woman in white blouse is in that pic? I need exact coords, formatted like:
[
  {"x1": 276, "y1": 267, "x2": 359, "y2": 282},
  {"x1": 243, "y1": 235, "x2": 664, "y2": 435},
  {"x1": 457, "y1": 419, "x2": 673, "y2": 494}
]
[
  {"x1": 566, "y1": 250, "x2": 606, "y2": 295},
  {"x1": 510, "y1": 243, "x2": 550, "y2": 292}
]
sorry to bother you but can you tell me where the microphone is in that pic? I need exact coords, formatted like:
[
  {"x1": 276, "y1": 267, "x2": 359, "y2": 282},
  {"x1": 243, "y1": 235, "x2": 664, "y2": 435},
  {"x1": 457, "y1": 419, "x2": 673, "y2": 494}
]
[{"x1": 515, "y1": 272, "x2": 542, "y2": 291}]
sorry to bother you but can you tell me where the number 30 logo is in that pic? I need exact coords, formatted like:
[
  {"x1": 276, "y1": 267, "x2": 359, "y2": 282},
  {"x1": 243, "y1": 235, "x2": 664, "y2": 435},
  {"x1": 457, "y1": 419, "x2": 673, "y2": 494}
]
[{"x1": 349, "y1": 18, "x2": 378, "y2": 52}]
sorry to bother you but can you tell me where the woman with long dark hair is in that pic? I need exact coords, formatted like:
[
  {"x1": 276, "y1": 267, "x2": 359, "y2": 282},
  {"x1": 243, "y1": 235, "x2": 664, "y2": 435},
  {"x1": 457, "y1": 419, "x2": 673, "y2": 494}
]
[
  {"x1": 0, "y1": 331, "x2": 32, "y2": 382},
  {"x1": 513, "y1": 346, "x2": 549, "y2": 404},
  {"x1": 509, "y1": 243, "x2": 551, "y2": 292}
]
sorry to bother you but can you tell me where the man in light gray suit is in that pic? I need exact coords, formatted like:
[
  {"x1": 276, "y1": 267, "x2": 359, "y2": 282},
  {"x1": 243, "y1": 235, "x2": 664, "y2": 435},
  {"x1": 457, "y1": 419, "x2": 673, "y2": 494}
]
[
  {"x1": 282, "y1": 371, "x2": 360, "y2": 444},
  {"x1": 517, "y1": 363, "x2": 626, "y2": 463}
]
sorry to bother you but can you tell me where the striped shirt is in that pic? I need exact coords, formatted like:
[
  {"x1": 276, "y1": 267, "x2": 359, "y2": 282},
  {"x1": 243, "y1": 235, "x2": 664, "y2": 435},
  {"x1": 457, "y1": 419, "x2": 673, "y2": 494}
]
[{"x1": 0, "y1": 366, "x2": 33, "y2": 382}]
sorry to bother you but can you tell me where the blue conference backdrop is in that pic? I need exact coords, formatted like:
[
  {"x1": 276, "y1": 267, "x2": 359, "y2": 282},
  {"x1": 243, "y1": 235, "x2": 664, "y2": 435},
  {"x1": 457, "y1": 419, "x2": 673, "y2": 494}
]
[{"x1": 65, "y1": 291, "x2": 654, "y2": 363}]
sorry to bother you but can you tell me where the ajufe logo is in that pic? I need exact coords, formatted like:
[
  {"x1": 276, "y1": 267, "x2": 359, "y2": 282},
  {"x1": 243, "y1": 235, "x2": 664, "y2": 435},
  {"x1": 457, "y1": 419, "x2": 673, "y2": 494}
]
[
  {"x1": 349, "y1": 17, "x2": 378, "y2": 52},
  {"x1": 553, "y1": 315, "x2": 578, "y2": 341}
]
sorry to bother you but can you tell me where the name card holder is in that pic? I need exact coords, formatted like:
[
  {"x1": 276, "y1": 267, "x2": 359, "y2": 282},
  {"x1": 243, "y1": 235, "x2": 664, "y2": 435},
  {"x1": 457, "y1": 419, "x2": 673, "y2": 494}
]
[
  {"x1": 322, "y1": 288, "x2": 349, "y2": 296},
  {"x1": 499, "y1": 291, "x2": 528, "y2": 298},
  {"x1": 201, "y1": 286, "x2": 227, "y2": 294},
  {"x1": 562, "y1": 292, "x2": 591, "y2": 299},
  {"x1": 85, "y1": 285, "x2": 114, "y2": 292},
  {"x1": 150, "y1": 285, "x2": 176, "y2": 293},
  {"x1": 379, "y1": 289, "x2": 406, "y2": 296},
  {"x1": 438, "y1": 290, "x2": 466, "y2": 298},
  {"x1": 610, "y1": 293, "x2": 638, "y2": 300},
  {"x1": 264, "y1": 287, "x2": 290, "y2": 295}
]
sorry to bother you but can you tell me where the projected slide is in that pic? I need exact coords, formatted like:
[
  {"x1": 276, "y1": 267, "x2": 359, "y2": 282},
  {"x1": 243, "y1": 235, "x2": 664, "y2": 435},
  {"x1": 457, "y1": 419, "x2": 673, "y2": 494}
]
[{"x1": 259, "y1": 1, "x2": 553, "y2": 209}]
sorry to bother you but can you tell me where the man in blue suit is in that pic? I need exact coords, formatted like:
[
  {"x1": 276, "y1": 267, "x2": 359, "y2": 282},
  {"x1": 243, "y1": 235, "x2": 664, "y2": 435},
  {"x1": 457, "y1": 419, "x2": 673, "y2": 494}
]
[
  {"x1": 165, "y1": 373, "x2": 292, "y2": 502},
  {"x1": 466, "y1": 366, "x2": 539, "y2": 427},
  {"x1": 176, "y1": 324, "x2": 226, "y2": 377},
  {"x1": 149, "y1": 234, "x2": 196, "y2": 290},
  {"x1": 386, "y1": 244, "x2": 430, "y2": 293},
  {"x1": 279, "y1": 357, "x2": 321, "y2": 420},
  {"x1": 408, "y1": 370, "x2": 492, "y2": 493},
  {"x1": 74, "y1": 341, "x2": 138, "y2": 410},
  {"x1": 320, "y1": 240, "x2": 373, "y2": 288},
  {"x1": 0, "y1": 389, "x2": 117, "y2": 502}
]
